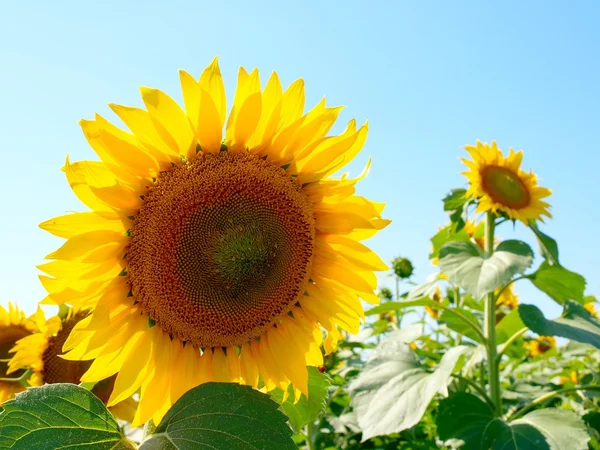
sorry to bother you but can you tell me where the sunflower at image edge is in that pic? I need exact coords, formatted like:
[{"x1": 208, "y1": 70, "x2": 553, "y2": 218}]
[
  {"x1": 7, "y1": 308, "x2": 137, "y2": 421},
  {"x1": 462, "y1": 140, "x2": 551, "y2": 223},
  {"x1": 38, "y1": 58, "x2": 390, "y2": 426},
  {"x1": 0, "y1": 303, "x2": 37, "y2": 404}
]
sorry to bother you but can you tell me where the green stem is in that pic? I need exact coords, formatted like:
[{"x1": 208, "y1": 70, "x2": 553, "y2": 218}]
[
  {"x1": 142, "y1": 420, "x2": 156, "y2": 442},
  {"x1": 484, "y1": 211, "x2": 502, "y2": 416},
  {"x1": 452, "y1": 374, "x2": 495, "y2": 410},
  {"x1": 306, "y1": 421, "x2": 316, "y2": 450},
  {"x1": 454, "y1": 286, "x2": 463, "y2": 345},
  {"x1": 395, "y1": 276, "x2": 400, "y2": 301},
  {"x1": 438, "y1": 305, "x2": 487, "y2": 343},
  {"x1": 508, "y1": 385, "x2": 600, "y2": 421},
  {"x1": 0, "y1": 369, "x2": 32, "y2": 387},
  {"x1": 454, "y1": 286, "x2": 462, "y2": 309},
  {"x1": 497, "y1": 327, "x2": 528, "y2": 363}
]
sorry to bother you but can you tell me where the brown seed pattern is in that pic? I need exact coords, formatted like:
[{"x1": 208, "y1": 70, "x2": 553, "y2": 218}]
[
  {"x1": 128, "y1": 152, "x2": 315, "y2": 348},
  {"x1": 42, "y1": 313, "x2": 91, "y2": 384}
]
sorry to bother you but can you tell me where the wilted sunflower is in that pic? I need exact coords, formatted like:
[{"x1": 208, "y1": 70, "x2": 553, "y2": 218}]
[
  {"x1": 8, "y1": 308, "x2": 137, "y2": 421},
  {"x1": 39, "y1": 58, "x2": 390, "y2": 426},
  {"x1": 0, "y1": 303, "x2": 36, "y2": 403},
  {"x1": 462, "y1": 140, "x2": 551, "y2": 223}
]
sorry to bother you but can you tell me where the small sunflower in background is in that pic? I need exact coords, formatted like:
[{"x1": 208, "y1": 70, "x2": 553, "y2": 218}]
[
  {"x1": 0, "y1": 303, "x2": 37, "y2": 404},
  {"x1": 584, "y1": 302, "x2": 599, "y2": 318},
  {"x1": 462, "y1": 140, "x2": 551, "y2": 223},
  {"x1": 559, "y1": 371, "x2": 578, "y2": 385},
  {"x1": 525, "y1": 335, "x2": 556, "y2": 358},
  {"x1": 425, "y1": 287, "x2": 443, "y2": 320},
  {"x1": 496, "y1": 284, "x2": 519, "y2": 310},
  {"x1": 39, "y1": 58, "x2": 390, "y2": 426},
  {"x1": 8, "y1": 308, "x2": 137, "y2": 421}
]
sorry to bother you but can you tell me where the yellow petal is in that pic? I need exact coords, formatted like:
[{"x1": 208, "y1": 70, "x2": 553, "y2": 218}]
[
  {"x1": 199, "y1": 57, "x2": 227, "y2": 127},
  {"x1": 108, "y1": 328, "x2": 155, "y2": 405},
  {"x1": 141, "y1": 87, "x2": 195, "y2": 157},
  {"x1": 109, "y1": 104, "x2": 178, "y2": 166},
  {"x1": 45, "y1": 230, "x2": 128, "y2": 262},
  {"x1": 39, "y1": 211, "x2": 127, "y2": 239}
]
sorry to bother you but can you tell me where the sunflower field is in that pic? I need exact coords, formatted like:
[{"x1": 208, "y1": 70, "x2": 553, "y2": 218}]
[{"x1": 0, "y1": 53, "x2": 598, "y2": 450}]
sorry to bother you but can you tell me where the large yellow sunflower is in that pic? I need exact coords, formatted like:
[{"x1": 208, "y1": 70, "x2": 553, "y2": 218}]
[
  {"x1": 39, "y1": 58, "x2": 390, "y2": 426},
  {"x1": 8, "y1": 308, "x2": 136, "y2": 421},
  {"x1": 0, "y1": 303, "x2": 37, "y2": 404},
  {"x1": 462, "y1": 140, "x2": 551, "y2": 223}
]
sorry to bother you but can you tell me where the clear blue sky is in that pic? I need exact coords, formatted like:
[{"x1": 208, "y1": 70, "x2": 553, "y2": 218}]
[{"x1": 0, "y1": 1, "x2": 598, "y2": 321}]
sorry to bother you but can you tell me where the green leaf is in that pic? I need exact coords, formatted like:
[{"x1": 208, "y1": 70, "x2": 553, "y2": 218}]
[
  {"x1": 529, "y1": 220, "x2": 560, "y2": 266},
  {"x1": 439, "y1": 240, "x2": 534, "y2": 299},
  {"x1": 439, "y1": 308, "x2": 483, "y2": 343},
  {"x1": 528, "y1": 261, "x2": 586, "y2": 305},
  {"x1": 492, "y1": 409, "x2": 589, "y2": 449},
  {"x1": 436, "y1": 393, "x2": 495, "y2": 450},
  {"x1": 0, "y1": 383, "x2": 132, "y2": 450},
  {"x1": 140, "y1": 382, "x2": 296, "y2": 450},
  {"x1": 270, "y1": 367, "x2": 331, "y2": 431},
  {"x1": 366, "y1": 298, "x2": 445, "y2": 316},
  {"x1": 496, "y1": 308, "x2": 526, "y2": 344},
  {"x1": 348, "y1": 329, "x2": 468, "y2": 441},
  {"x1": 437, "y1": 394, "x2": 589, "y2": 450},
  {"x1": 430, "y1": 224, "x2": 471, "y2": 260},
  {"x1": 519, "y1": 301, "x2": 600, "y2": 349},
  {"x1": 443, "y1": 188, "x2": 468, "y2": 212}
]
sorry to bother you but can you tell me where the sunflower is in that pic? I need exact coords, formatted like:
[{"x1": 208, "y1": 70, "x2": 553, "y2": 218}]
[
  {"x1": 0, "y1": 303, "x2": 37, "y2": 404},
  {"x1": 585, "y1": 302, "x2": 599, "y2": 318},
  {"x1": 525, "y1": 335, "x2": 556, "y2": 358},
  {"x1": 8, "y1": 308, "x2": 136, "y2": 421},
  {"x1": 496, "y1": 284, "x2": 519, "y2": 310},
  {"x1": 425, "y1": 287, "x2": 443, "y2": 320},
  {"x1": 39, "y1": 58, "x2": 389, "y2": 426},
  {"x1": 462, "y1": 140, "x2": 551, "y2": 223}
]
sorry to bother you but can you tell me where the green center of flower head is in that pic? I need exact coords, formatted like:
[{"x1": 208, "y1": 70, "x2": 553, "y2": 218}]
[
  {"x1": 481, "y1": 166, "x2": 530, "y2": 209},
  {"x1": 213, "y1": 221, "x2": 277, "y2": 297}
]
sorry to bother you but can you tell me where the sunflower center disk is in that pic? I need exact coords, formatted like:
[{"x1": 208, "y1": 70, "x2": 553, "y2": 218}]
[
  {"x1": 129, "y1": 153, "x2": 315, "y2": 348},
  {"x1": 42, "y1": 315, "x2": 91, "y2": 384},
  {"x1": 0, "y1": 325, "x2": 29, "y2": 378},
  {"x1": 481, "y1": 166, "x2": 530, "y2": 209}
]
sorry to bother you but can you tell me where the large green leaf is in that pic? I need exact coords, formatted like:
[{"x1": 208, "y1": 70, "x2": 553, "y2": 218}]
[
  {"x1": 439, "y1": 240, "x2": 534, "y2": 299},
  {"x1": 439, "y1": 308, "x2": 483, "y2": 343},
  {"x1": 488, "y1": 409, "x2": 590, "y2": 449},
  {"x1": 496, "y1": 308, "x2": 526, "y2": 344},
  {"x1": 519, "y1": 301, "x2": 600, "y2": 349},
  {"x1": 437, "y1": 394, "x2": 589, "y2": 449},
  {"x1": 349, "y1": 327, "x2": 468, "y2": 441},
  {"x1": 140, "y1": 382, "x2": 296, "y2": 450},
  {"x1": 436, "y1": 393, "x2": 495, "y2": 450},
  {"x1": 528, "y1": 262, "x2": 586, "y2": 305},
  {"x1": 0, "y1": 383, "x2": 133, "y2": 450},
  {"x1": 270, "y1": 367, "x2": 330, "y2": 431},
  {"x1": 529, "y1": 220, "x2": 560, "y2": 266}
]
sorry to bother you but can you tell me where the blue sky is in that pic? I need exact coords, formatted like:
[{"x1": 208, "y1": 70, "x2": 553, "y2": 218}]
[{"x1": 0, "y1": 1, "x2": 598, "y2": 321}]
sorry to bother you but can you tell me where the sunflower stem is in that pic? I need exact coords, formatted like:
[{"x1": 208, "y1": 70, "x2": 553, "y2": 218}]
[
  {"x1": 305, "y1": 421, "x2": 317, "y2": 450},
  {"x1": 484, "y1": 211, "x2": 502, "y2": 416},
  {"x1": 142, "y1": 419, "x2": 156, "y2": 441}
]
